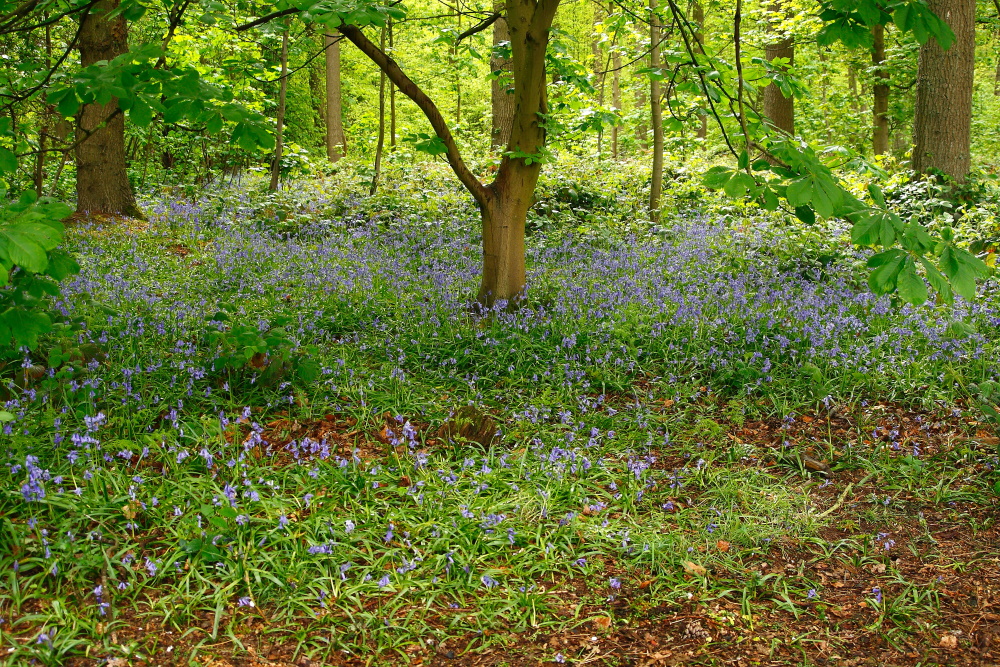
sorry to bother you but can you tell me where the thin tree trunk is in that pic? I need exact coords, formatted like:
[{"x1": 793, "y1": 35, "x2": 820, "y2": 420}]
[
  {"x1": 269, "y1": 29, "x2": 288, "y2": 191},
  {"x1": 370, "y1": 26, "x2": 387, "y2": 195},
  {"x1": 454, "y1": 14, "x2": 462, "y2": 124},
  {"x1": 848, "y1": 65, "x2": 860, "y2": 112},
  {"x1": 75, "y1": 0, "x2": 140, "y2": 217},
  {"x1": 611, "y1": 48, "x2": 621, "y2": 158},
  {"x1": 308, "y1": 27, "x2": 325, "y2": 146},
  {"x1": 692, "y1": 0, "x2": 707, "y2": 139},
  {"x1": 912, "y1": 0, "x2": 975, "y2": 182},
  {"x1": 872, "y1": 24, "x2": 890, "y2": 155},
  {"x1": 762, "y1": 1, "x2": 794, "y2": 135},
  {"x1": 635, "y1": 76, "x2": 648, "y2": 147},
  {"x1": 491, "y1": 7, "x2": 514, "y2": 149},
  {"x1": 593, "y1": 4, "x2": 605, "y2": 157},
  {"x1": 648, "y1": 0, "x2": 663, "y2": 223},
  {"x1": 325, "y1": 33, "x2": 346, "y2": 161},
  {"x1": 389, "y1": 19, "x2": 396, "y2": 149}
]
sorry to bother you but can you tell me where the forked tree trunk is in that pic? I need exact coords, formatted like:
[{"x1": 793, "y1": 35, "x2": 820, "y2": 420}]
[
  {"x1": 872, "y1": 24, "x2": 890, "y2": 156},
  {"x1": 491, "y1": 9, "x2": 514, "y2": 149},
  {"x1": 75, "y1": 0, "x2": 140, "y2": 217},
  {"x1": 692, "y1": 0, "x2": 707, "y2": 139},
  {"x1": 648, "y1": 0, "x2": 663, "y2": 223},
  {"x1": 326, "y1": 33, "x2": 347, "y2": 161},
  {"x1": 269, "y1": 29, "x2": 288, "y2": 191},
  {"x1": 762, "y1": 1, "x2": 794, "y2": 135},
  {"x1": 340, "y1": 0, "x2": 557, "y2": 306},
  {"x1": 912, "y1": 0, "x2": 975, "y2": 182}
]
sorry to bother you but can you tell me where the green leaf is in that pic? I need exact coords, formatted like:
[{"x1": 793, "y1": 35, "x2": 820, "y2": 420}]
[
  {"x1": 1, "y1": 226, "x2": 51, "y2": 272},
  {"x1": 702, "y1": 166, "x2": 732, "y2": 189},
  {"x1": 868, "y1": 249, "x2": 906, "y2": 294},
  {"x1": 918, "y1": 256, "x2": 952, "y2": 304},
  {"x1": 896, "y1": 257, "x2": 927, "y2": 305},
  {"x1": 0, "y1": 147, "x2": 16, "y2": 174},
  {"x1": 866, "y1": 182, "x2": 886, "y2": 207},
  {"x1": 794, "y1": 205, "x2": 815, "y2": 225},
  {"x1": 0, "y1": 307, "x2": 52, "y2": 349},
  {"x1": 724, "y1": 172, "x2": 754, "y2": 198},
  {"x1": 786, "y1": 178, "x2": 812, "y2": 207},
  {"x1": 129, "y1": 100, "x2": 154, "y2": 127},
  {"x1": 44, "y1": 249, "x2": 80, "y2": 281}
]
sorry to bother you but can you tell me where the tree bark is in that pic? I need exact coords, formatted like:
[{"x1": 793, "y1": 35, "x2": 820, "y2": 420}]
[
  {"x1": 370, "y1": 26, "x2": 387, "y2": 195},
  {"x1": 611, "y1": 48, "x2": 621, "y2": 158},
  {"x1": 762, "y1": 1, "x2": 794, "y2": 135},
  {"x1": 325, "y1": 33, "x2": 347, "y2": 162},
  {"x1": 269, "y1": 28, "x2": 288, "y2": 191},
  {"x1": 648, "y1": 0, "x2": 663, "y2": 223},
  {"x1": 592, "y1": 4, "x2": 605, "y2": 157},
  {"x1": 75, "y1": 0, "x2": 140, "y2": 217},
  {"x1": 692, "y1": 0, "x2": 707, "y2": 140},
  {"x1": 491, "y1": 8, "x2": 514, "y2": 149},
  {"x1": 635, "y1": 74, "x2": 647, "y2": 147},
  {"x1": 389, "y1": 19, "x2": 396, "y2": 149},
  {"x1": 872, "y1": 24, "x2": 890, "y2": 156},
  {"x1": 308, "y1": 27, "x2": 325, "y2": 146},
  {"x1": 912, "y1": 0, "x2": 975, "y2": 182}
]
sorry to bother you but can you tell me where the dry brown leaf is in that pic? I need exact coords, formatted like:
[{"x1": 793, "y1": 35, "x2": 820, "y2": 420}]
[
  {"x1": 716, "y1": 540, "x2": 731, "y2": 552},
  {"x1": 682, "y1": 561, "x2": 707, "y2": 577}
]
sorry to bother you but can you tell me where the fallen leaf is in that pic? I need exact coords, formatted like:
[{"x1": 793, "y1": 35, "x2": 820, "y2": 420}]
[
  {"x1": 682, "y1": 561, "x2": 707, "y2": 577},
  {"x1": 592, "y1": 616, "x2": 612, "y2": 631},
  {"x1": 939, "y1": 634, "x2": 958, "y2": 649},
  {"x1": 716, "y1": 540, "x2": 731, "y2": 552}
]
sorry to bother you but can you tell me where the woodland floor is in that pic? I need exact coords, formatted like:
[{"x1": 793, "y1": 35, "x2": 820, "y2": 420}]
[{"x1": 56, "y1": 399, "x2": 1000, "y2": 667}]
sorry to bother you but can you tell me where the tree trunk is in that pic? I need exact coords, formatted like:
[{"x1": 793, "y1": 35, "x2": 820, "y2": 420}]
[
  {"x1": 872, "y1": 24, "x2": 890, "y2": 156},
  {"x1": 648, "y1": 0, "x2": 663, "y2": 223},
  {"x1": 847, "y1": 65, "x2": 860, "y2": 112},
  {"x1": 592, "y1": 4, "x2": 606, "y2": 157},
  {"x1": 308, "y1": 28, "x2": 325, "y2": 146},
  {"x1": 338, "y1": 0, "x2": 557, "y2": 307},
  {"x1": 326, "y1": 33, "x2": 347, "y2": 161},
  {"x1": 269, "y1": 29, "x2": 288, "y2": 191},
  {"x1": 912, "y1": 0, "x2": 975, "y2": 182},
  {"x1": 692, "y1": 0, "x2": 707, "y2": 139},
  {"x1": 370, "y1": 26, "x2": 387, "y2": 195},
  {"x1": 491, "y1": 9, "x2": 514, "y2": 149},
  {"x1": 611, "y1": 48, "x2": 621, "y2": 158},
  {"x1": 635, "y1": 77, "x2": 648, "y2": 147},
  {"x1": 762, "y1": 2, "x2": 794, "y2": 135},
  {"x1": 389, "y1": 19, "x2": 396, "y2": 149},
  {"x1": 75, "y1": 0, "x2": 140, "y2": 217}
]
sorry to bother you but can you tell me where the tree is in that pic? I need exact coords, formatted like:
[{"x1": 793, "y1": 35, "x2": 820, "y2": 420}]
[
  {"x1": 871, "y1": 23, "x2": 889, "y2": 155},
  {"x1": 762, "y1": 1, "x2": 794, "y2": 135},
  {"x1": 75, "y1": 0, "x2": 141, "y2": 217},
  {"x1": 691, "y1": 0, "x2": 707, "y2": 140},
  {"x1": 491, "y1": 9, "x2": 514, "y2": 149},
  {"x1": 269, "y1": 27, "x2": 289, "y2": 191},
  {"x1": 911, "y1": 0, "x2": 974, "y2": 182},
  {"x1": 648, "y1": 0, "x2": 664, "y2": 222},
  {"x1": 328, "y1": 0, "x2": 557, "y2": 306},
  {"x1": 326, "y1": 33, "x2": 347, "y2": 162}
]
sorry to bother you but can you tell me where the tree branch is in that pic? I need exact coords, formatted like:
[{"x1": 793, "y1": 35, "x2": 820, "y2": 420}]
[
  {"x1": 234, "y1": 7, "x2": 298, "y2": 32},
  {"x1": 456, "y1": 11, "x2": 499, "y2": 41},
  {"x1": 338, "y1": 23, "x2": 489, "y2": 206}
]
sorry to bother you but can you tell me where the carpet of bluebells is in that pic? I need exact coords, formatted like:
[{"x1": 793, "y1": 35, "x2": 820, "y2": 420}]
[{"x1": 2, "y1": 168, "x2": 999, "y2": 664}]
